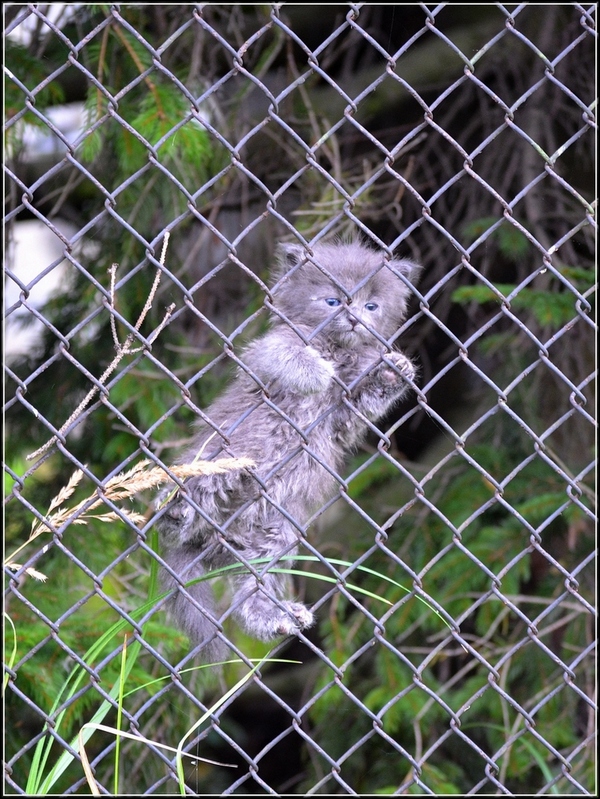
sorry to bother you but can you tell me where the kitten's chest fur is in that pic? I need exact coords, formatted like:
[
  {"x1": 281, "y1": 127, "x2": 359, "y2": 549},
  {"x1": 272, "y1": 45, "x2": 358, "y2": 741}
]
[
  {"x1": 264, "y1": 339, "x2": 380, "y2": 451},
  {"x1": 327, "y1": 341, "x2": 376, "y2": 385}
]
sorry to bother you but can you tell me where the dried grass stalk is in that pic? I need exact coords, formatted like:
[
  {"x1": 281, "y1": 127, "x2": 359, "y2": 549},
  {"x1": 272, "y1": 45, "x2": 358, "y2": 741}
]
[{"x1": 5, "y1": 456, "x2": 254, "y2": 578}]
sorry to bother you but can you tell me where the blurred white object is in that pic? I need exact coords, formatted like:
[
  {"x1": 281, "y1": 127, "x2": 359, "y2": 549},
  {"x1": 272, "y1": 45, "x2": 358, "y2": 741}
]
[{"x1": 4, "y1": 218, "x2": 75, "y2": 358}]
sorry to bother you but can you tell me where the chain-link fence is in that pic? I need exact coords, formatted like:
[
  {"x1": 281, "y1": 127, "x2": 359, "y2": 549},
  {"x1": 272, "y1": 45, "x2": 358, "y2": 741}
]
[{"x1": 4, "y1": 4, "x2": 596, "y2": 795}]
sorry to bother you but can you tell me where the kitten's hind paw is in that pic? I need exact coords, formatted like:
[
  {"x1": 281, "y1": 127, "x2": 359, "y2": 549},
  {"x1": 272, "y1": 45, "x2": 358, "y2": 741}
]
[
  {"x1": 274, "y1": 602, "x2": 315, "y2": 637},
  {"x1": 237, "y1": 598, "x2": 314, "y2": 641}
]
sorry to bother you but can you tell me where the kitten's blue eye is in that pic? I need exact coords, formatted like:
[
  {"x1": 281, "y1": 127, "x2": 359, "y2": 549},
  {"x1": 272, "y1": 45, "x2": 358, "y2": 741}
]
[
  {"x1": 325, "y1": 298, "x2": 341, "y2": 307},
  {"x1": 365, "y1": 302, "x2": 379, "y2": 311}
]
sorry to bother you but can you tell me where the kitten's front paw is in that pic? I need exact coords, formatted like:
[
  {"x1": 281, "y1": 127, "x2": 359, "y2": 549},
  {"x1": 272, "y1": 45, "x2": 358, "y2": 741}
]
[
  {"x1": 379, "y1": 351, "x2": 416, "y2": 385},
  {"x1": 299, "y1": 346, "x2": 335, "y2": 393}
]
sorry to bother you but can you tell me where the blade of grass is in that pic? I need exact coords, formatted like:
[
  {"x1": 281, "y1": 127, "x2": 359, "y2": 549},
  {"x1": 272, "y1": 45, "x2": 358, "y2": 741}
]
[
  {"x1": 27, "y1": 623, "x2": 137, "y2": 793},
  {"x1": 121, "y1": 659, "x2": 302, "y2": 700},
  {"x1": 79, "y1": 657, "x2": 294, "y2": 794},
  {"x1": 113, "y1": 633, "x2": 129, "y2": 795},
  {"x1": 28, "y1": 524, "x2": 175, "y2": 794},
  {"x1": 268, "y1": 567, "x2": 393, "y2": 605},
  {"x1": 175, "y1": 652, "x2": 278, "y2": 794},
  {"x1": 147, "y1": 526, "x2": 161, "y2": 600},
  {"x1": 292, "y1": 555, "x2": 448, "y2": 623},
  {"x1": 79, "y1": 731, "x2": 101, "y2": 796},
  {"x1": 189, "y1": 555, "x2": 450, "y2": 626},
  {"x1": 27, "y1": 578, "x2": 291, "y2": 794},
  {"x1": 27, "y1": 552, "x2": 447, "y2": 793},
  {"x1": 28, "y1": 584, "x2": 173, "y2": 793},
  {"x1": 35, "y1": 636, "x2": 145, "y2": 794},
  {"x1": 79, "y1": 721, "x2": 238, "y2": 795},
  {"x1": 3, "y1": 613, "x2": 17, "y2": 692}
]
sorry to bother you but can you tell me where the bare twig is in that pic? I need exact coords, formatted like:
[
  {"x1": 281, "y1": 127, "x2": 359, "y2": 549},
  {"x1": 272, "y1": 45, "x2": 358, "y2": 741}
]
[{"x1": 27, "y1": 234, "x2": 176, "y2": 461}]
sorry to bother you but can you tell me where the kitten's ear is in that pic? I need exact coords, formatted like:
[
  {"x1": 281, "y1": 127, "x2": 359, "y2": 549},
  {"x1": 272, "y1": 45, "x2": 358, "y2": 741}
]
[
  {"x1": 389, "y1": 256, "x2": 423, "y2": 287},
  {"x1": 274, "y1": 242, "x2": 308, "y2": 279}
]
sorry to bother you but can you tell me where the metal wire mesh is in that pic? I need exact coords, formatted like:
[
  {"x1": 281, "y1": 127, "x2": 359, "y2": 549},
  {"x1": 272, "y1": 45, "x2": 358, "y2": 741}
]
[{"x1": 4, "y1": 4, "x2": 596, "y2": 795}]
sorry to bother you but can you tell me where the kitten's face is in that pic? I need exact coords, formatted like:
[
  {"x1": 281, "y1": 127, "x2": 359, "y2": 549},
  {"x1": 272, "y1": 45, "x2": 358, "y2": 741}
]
[
  {"x1": 301, "y1": 280, "x2": 392, "y2": 346},
  {"x1": 272, "y1": 242, "x2": 420, "y2": 346}
]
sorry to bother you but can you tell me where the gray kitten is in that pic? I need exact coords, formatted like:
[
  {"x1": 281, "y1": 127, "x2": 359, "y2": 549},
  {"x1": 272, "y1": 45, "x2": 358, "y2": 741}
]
[{"x1": 156, "y1": 240, "x2": 420, "y2": 660}]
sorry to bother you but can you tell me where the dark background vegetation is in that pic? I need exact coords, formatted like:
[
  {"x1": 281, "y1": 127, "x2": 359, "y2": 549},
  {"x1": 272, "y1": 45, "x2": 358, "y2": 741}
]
[{"x1": 4, "y1": 4, "x2": 595, "y2": 794}]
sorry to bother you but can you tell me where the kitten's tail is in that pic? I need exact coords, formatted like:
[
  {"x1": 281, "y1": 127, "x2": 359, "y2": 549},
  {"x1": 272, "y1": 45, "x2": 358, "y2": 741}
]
[{"x1": 161, "y1": 546, "x2": 228, "y2": 663}]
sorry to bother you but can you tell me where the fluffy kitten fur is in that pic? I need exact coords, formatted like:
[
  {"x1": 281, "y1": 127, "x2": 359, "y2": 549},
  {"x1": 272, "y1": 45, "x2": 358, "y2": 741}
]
[{"x1": 156, "y1": 240, "x2": 420, "y2": 660}]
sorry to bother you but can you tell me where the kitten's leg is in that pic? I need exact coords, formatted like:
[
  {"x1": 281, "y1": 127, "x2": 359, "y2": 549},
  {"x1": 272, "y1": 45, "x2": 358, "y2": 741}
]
[
  {"x1": 156, "y1": 470, "x2": 255, "y2": 659},
  {"x1": 231, "y1": 572, "x2": 314, "y2": 641},
  {"x1": 156, "y1": 468, "x2": 255, "y2": 544},
  {"x1": 228, "y1": 529, "x2": 314, "y2": 641},
  {"x1": 248, "y1": 336, "x2": 335, "y2": 395},
  {"x1": 160, "y1": 544, "x2": 228, "y2": 662}
]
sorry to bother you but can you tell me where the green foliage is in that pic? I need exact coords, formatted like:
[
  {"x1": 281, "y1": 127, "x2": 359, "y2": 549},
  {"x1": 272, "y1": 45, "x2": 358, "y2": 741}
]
[
  {"x1": 5, "y1": 6, "x2": 235, "y2": 469},
  {"x1": 314, "y1": 249, "x2": 596, "y2": 790},
  {"x1": 82, "y1": 79, "x2": 214, "y2": 185},
  {"x1": 4, "y1": 38, "x2": 64, "y2": 153},
  {"x1": 452, "y1": 281, "x2": 589, "y2": 327},
  {"x1": 5, "y1": 16, "x2": 252, "y2": 787},
  {"x1": 452, "y1": 269, "x2": 594, "y2": 329},
  {"x1": 5, "y1": 546, "x2": 185, "y2": 792},
  {"x1": 75, "y1": 13, "x2": 219, "y2": 214},
  {"x1": 411, "y1": 763, "x2": 464, "y2": 794},
  {"x1": 100, "y1": 360, "x2": 193, "y2": 462},
  {"x1": 462, "y1": 217, "x2": 531, "y2": 262},
  {"x1": 301, "y1": 432, "x2": 594, "y2": 793},
  {"x1": 346, "y1": 454, "x2": 404, "y2": 499},
  {"x1": 4, "y1": 454, "x2": 28, "y2": 498}
]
